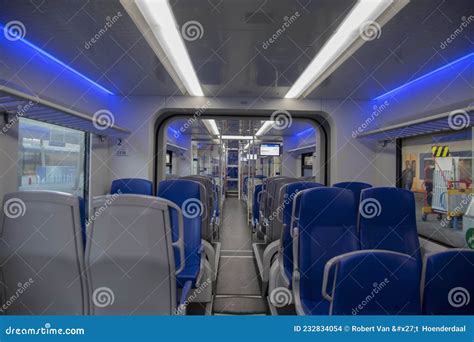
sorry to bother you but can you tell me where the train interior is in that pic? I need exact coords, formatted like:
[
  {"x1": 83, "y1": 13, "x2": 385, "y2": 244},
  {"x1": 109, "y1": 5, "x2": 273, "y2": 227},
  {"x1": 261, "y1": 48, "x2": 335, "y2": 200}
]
[{"x1": 0, "y1": 0, "x2": 473, "y2": 317}]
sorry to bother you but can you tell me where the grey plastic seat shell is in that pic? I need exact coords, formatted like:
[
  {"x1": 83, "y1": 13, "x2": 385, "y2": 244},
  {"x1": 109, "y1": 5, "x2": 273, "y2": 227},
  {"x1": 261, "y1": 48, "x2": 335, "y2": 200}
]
[
  {"x1": 266, "y1": 178, "x2": 298, "y2": 243},
  {"x1": 259, "y1": 176, "x2": 290, "y2": 233},
  {"x1": 0, "y1": 191, "x2": 88, "y2": 315},
  {"x1": 86, "y1": 195, "x2": 184, "y2": 315}
]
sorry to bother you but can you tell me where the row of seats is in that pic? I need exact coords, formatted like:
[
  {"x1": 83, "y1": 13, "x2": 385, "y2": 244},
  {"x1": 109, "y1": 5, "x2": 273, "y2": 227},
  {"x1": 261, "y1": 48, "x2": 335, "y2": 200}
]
[
  {"x1": 251, "y1": 179, "x2": 473, "y2": 315},
  {"x1": 252, "y1": 176, "x2": 322, "y2": 295},
  {"x1": 113, "y1": 177, "x2": 219, "y2": 302},
  {"x1": 111, "y1": 177, "x2": 221, "y2": 241},
  {"x1": 0, "y1": 176, "x2": 219, "y2": 315}
]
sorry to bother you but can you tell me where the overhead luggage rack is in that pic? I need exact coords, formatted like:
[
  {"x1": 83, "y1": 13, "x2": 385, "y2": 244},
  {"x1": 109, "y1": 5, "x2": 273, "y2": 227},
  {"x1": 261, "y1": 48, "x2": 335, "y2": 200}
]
[
  {"x1": 0, "y1": 85, "x2": 130, "y2": 137},
  {"x1": 356, "y1": 105, "x2": 474, "y2": 141}
]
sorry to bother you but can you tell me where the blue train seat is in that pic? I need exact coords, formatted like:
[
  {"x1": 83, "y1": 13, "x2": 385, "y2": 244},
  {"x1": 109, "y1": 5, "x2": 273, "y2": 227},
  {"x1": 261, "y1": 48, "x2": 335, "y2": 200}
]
[
  {"x1": 422, "y1": 249, "x2": 474, "y2": 314},
  {"x1": 252, "y1": 184, "x2": 263, "y2": 230},
  {"x1": 157, "y1": 179, "x2": 204, "y2": 288},
  {"x1": 279, "y1": 182, "x2": 324, "y2": 288},
  {"x1": 323, "y1": 250, "x2": 421, "y2": 315},
  {"x1": 293, "y1": 187, "x2": 359, "y2": 315},
  {"x1": 110, "y1": 178, "x2": 153, "y2": 196},
  {"x1": 359, "y1": 187, "x2": 422, "y2": 270},
  {"x1": 333, "y1": 181, "x2": 372, "y2": 214}
]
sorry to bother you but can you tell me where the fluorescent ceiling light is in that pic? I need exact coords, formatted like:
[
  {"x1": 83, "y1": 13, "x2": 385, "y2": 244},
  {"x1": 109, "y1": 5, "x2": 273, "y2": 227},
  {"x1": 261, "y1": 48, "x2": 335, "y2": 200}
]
[
  {"x1": 135, "y1": 0, "x2": 203, "y2": 96},
  {"x1": 0, "y1": 24, "x2": 114, "y2": 95},
  {"x1": 285, "y1": 0, "x2": 394, "y2": 99},
  {"x1": 255, "y1": 121, "x2": 275, "y2": 136},
  {"x1": 221, "y1": 135, "x2": 254, "y2": 140},
  {"x1": 202, "y1": 119, "x2": 220, "y2": 136}
]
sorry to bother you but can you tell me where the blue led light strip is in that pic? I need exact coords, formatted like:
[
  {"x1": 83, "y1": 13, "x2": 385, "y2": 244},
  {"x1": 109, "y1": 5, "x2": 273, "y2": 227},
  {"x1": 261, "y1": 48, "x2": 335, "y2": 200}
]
[
  {"x1": 373, "y1": 52, "x2": 474, "y2": 100},
  {"x1": 296, "y1": 127, "x2": 315, "y2": 136},
  {"x1": 1, "y1": 24, "x2": 115, "y2": 95}
]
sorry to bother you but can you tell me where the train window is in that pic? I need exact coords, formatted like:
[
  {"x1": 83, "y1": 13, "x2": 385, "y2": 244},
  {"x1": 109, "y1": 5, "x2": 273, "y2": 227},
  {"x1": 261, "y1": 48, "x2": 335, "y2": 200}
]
[
  {"x1": 18, "y1": 118, "x2": 86, "y2": 197},
  {"x1": 400, "y1": 128, "x2": 472, "y2": 247}
]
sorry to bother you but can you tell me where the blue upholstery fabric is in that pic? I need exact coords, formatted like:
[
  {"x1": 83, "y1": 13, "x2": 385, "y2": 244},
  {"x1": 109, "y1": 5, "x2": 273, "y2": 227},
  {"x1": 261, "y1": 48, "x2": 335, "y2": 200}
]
[
  {"x1": 157, "y1": 179, "x2": 202, "y2": 287},
  {"x1": 111, "y1": 178, "x2": 153, "y2": 196},
  {"x1": 297, "y1": 187, "x2": 359, "y2": 315},
  {"x1": 422, "y1": 250, "x2": 474, "y2": 314},
  {"x1": 282, "y1": 182, "x2": 323, "y2": 286},
  {"x1": 359, "y1": 187, "x2": 422, "y2": 270},
  {"x1": 252, "y1": 184, "x2": 263, "y2": 227},
  {"x1": 333, "y1": 182, "x2": 372, "y2": 215},
  {"x1": 330, "y1": 251, "x2": 421, "y2": 315}
]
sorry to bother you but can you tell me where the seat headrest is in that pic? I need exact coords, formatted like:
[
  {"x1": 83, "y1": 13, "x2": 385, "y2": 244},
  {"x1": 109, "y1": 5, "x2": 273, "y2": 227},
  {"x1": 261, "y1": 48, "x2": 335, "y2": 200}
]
[
  {"x1": 299, "y1": 187, "x2": 356, "y2": 227},
  {"x1": 359, "y1": 187, "x2": 415, "y2": 225},
  {"x1": 157, "y1": 179, "x2": 201, "y2": 206},
  {"x1": 111, "y1": 178, "x2": 153, "y2": 196},
  {"x1": 328, "y1": 250, "x2": 421, "y2": 315}
]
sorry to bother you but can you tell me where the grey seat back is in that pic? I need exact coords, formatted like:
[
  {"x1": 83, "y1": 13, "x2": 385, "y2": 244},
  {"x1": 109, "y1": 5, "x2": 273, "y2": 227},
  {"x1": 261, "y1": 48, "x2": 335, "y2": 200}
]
[
  {"x1": 267, "y1": 178, "x2": 298, "y2": 242},
  {"x1": 0, "y1": 191, "x2": 88, "y2": 315},
  {"x1": 261, "y1": 176, "x2": 289, "y2": 223},
  {"x1": 86, "y1": 195, "x2": 182, "y2": 315}
]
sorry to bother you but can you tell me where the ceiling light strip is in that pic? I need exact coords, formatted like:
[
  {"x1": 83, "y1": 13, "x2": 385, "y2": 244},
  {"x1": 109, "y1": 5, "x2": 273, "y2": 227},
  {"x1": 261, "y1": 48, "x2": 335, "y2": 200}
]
[
  {"x1": 134, "y1": 0, "x2": 203, "y2": 96},
  {"x1": 285, "y1": 0, "x2": 402, "y2": 99}
]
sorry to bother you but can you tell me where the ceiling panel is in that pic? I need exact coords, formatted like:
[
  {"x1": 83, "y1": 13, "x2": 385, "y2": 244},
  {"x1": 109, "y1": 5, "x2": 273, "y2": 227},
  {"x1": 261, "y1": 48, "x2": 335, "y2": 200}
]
[{"x1": 0, "y1": 0, "x2": 471, "y2": 99}]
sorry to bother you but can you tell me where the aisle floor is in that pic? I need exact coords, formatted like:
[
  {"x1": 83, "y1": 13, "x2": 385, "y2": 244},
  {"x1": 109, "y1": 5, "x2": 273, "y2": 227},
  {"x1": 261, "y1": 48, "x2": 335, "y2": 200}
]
[{"x1": 213, "y1": 198, "x2": 267, "y2": 315}]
